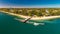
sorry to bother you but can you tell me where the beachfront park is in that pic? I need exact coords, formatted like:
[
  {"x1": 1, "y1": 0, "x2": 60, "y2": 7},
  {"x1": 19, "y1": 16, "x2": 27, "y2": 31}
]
[{"x1": 0, "y1": 8, "x2": 60, "y2": 34}]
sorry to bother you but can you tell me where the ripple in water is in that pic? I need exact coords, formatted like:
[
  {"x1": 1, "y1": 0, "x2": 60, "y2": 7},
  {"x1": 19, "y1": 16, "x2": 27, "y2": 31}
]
[
  {"x1": 26, "y1": 21, "x2": 45, "y2": 26},
  {"x1": 15, "y1": 18, "x2": 45, "y2": 26}
]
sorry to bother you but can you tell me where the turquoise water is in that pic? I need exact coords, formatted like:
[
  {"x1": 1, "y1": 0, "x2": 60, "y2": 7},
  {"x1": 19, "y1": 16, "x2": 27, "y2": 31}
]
[{"x1": 0, "y1": 12, "x2": 60, "y2": 34}]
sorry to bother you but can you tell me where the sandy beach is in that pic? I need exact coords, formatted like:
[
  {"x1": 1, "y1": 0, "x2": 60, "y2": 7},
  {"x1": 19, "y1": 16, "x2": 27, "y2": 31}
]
[{"x1": 0, "y1": 11, "x2": 60, "y2": 20}]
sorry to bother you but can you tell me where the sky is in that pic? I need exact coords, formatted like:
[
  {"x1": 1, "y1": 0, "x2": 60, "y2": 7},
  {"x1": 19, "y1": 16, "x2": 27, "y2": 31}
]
[{"x1": 0, "y1": 0, "x2": 60, "y2": 8}]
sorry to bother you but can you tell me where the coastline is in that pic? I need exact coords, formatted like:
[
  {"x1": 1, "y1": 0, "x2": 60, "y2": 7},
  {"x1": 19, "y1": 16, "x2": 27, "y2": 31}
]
[{"x1": 0, "y1": 11, "x2": 60, "y2": 20}]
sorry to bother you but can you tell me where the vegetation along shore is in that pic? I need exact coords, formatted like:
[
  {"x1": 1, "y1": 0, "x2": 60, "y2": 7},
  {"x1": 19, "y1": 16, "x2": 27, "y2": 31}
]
[{"x1": 0, "y1": 8, "x2": 60, "y2": 20}]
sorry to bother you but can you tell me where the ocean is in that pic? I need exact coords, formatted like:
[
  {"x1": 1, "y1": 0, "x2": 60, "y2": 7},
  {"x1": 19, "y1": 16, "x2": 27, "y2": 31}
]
[{"x1": 0, "y1": 12, "x2": 60, "y2": 34}]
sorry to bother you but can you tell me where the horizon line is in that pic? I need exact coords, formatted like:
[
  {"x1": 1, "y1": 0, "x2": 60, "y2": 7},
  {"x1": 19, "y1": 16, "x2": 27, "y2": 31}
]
[{"x1": 0, "y1": 4, "x2": 60, "y2": 8}]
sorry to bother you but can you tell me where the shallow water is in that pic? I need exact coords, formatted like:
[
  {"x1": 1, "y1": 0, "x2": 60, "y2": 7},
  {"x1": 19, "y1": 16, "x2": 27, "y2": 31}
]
[{"x1": 0, "y1": 12, "x2": 60, "y2": 34}]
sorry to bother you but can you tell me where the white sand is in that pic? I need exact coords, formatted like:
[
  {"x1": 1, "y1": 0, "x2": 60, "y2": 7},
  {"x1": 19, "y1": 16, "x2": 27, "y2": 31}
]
[{"x1": 0, "y1": 11, "x2": 60, "y2": 20}]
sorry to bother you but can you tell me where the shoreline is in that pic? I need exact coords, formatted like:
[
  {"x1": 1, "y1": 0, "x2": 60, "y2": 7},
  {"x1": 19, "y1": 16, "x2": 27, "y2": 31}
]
[{"x1": 0, "y1": 11, "x2": 60, "y2": 20}]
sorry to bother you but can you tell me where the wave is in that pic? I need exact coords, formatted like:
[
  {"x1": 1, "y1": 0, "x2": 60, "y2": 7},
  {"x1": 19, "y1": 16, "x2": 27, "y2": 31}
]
[
  {"x1": 26, "y1": 21, "x2": 45, "y2": 26},
  {"x1": 14, "y1": 18, "x2": 45, "y2": 26}
]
